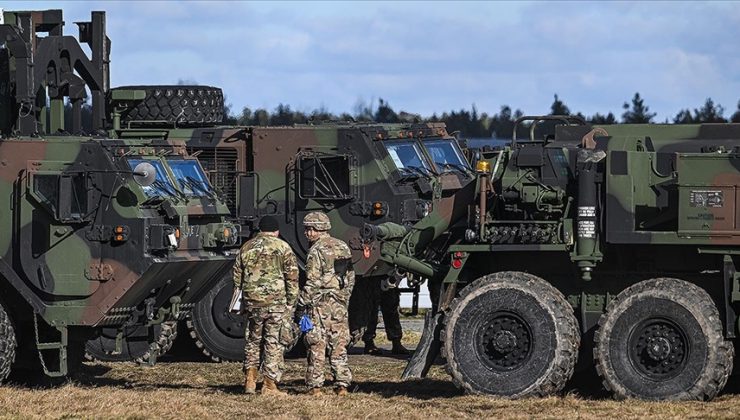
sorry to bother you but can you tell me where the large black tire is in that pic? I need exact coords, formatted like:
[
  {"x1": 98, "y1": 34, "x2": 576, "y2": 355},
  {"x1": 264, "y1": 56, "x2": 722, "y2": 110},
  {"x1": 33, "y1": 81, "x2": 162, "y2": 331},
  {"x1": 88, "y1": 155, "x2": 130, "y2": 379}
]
[
  {"x1": 85, "y1": 321, "x2": 178, "y2": 364},
  {"x1": 0, "y1": 302, "x2": 16, "y2": 383},
  {"x1": 111, "y1": 85, "x2": 224, "y2": 126},
  {"x1": 594, "y1": 278, "x2": 733, "y2": 401},
  {"x1": 443, "y1": 271, "x2": 579, "y2": 397},
  {"x1": 188, "y1": 275, "x2": 245, "y2": 362}
]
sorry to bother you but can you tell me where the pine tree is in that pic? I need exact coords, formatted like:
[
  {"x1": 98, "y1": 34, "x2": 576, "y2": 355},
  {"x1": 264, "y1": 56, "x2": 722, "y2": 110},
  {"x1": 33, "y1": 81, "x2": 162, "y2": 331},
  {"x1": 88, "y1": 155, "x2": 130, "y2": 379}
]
[
  {"x1": 692, "y1": 98, "x2": 726, "y2": 123},
  {"x1": 621, "y1": 93, "x2": 656, "y2": 123},
  {"x1": 732, "y1": 100, "x2": 740, "y2": 123},
  {"x1": 550, "y1": 94, "x2": 570, "y2": 116},
  {"x1": 374, "y1": 98, "x2": 399, "y2": 123},
  {"x1": 589, "y1": 112, "x2": 616, "y2": 124},
  {"x1": 673, "y1": 109, "x2": 694, "y2": 124}
]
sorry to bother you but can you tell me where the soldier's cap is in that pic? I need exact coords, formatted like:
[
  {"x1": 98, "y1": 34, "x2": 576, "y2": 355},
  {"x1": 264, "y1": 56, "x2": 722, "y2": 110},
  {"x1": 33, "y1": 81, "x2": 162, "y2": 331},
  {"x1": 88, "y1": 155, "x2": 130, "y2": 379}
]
[{"x1": 259, "y1": 216, "x2": 280, "y2": 232}]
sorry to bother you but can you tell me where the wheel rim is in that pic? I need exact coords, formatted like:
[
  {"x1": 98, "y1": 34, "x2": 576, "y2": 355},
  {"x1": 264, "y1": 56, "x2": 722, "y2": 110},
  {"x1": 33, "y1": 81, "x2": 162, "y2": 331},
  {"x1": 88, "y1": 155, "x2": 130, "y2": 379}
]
[
  {"x1": 211, "y1": 282, "x2": 245, "y2": 339},
  {"x1": 628, "y1": 317, "x2": 689, "y2": 380},
  {"x1": 475, "y1": 311, "x2": 533, "y2": 372}
]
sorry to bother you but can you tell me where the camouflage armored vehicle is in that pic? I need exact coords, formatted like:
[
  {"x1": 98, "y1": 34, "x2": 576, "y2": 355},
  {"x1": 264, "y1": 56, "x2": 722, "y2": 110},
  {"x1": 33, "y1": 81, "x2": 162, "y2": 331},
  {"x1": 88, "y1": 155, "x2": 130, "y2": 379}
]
[
  {"x1": 0, "y1": 9, "x2": 238, "y2": 381},
  {"x1": 156, "y1": 122, "x2": 474, "y2": 361},
  {"x1": 366, "y1": 115, "x2": 740, "y2": 400}
]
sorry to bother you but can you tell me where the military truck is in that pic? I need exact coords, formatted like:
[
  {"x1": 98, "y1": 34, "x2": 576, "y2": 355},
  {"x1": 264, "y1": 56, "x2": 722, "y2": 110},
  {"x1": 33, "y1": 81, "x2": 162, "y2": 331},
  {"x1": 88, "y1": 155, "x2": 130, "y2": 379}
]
[
  {"x1": 367, "y1": 115, "x2": 740, "y2": 400},
  {"x1": 0, "y1": 9, "x2": 239, "y2": 382},
  {"x1": 157, "y1": 122, "x2": 474, "y2": 361}
]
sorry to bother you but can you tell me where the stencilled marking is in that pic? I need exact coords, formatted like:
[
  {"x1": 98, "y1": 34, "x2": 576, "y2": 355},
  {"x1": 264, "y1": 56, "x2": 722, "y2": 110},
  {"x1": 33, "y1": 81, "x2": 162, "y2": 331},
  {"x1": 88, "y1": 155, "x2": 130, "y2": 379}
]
[
  {"x1": 690, "y1": 190, "x2": 724, "y2": 208},
  {"x1": 578, "y1": 220, "x2": 595, "y2": 238},
  {"x1": 578, "y1": 206, "x2": 596, "y2": 217}
]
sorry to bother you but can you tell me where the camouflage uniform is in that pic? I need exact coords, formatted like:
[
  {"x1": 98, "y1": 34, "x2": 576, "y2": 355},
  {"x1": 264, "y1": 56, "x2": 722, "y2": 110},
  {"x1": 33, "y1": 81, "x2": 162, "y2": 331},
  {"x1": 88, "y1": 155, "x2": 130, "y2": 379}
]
[
  {"x1": 299, "y1": 214, "x2": 355, "y2": 390},
  {"x1": 233, "y1": 232, "x2": 299, "y2": 382}
]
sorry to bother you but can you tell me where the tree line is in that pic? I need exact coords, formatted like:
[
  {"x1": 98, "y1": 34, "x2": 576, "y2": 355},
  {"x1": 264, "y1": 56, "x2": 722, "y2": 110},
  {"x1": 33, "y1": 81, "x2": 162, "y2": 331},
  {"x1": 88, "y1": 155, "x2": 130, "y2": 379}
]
[
  {"x1": 224, "y1": 93, "x2": 740, "y2": 139},
  {"x1": 60, "y1": 89, "x2": 740, "y2": 139}
]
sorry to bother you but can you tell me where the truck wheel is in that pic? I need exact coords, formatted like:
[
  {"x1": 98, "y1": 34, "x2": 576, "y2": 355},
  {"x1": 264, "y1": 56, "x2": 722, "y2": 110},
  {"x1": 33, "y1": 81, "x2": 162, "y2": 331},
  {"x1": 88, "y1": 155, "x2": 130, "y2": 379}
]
[
  {"x1": 111, "y1": 85, "x2": 224, "y2": 126},
  {"x1": 85, "y1": 321, "x2": 178, "y2": 364},
  {"x1": 0, "y1": 302, "x2": 16, "y2": 383},
  {"x1": 188, "y1": 275, "x2": 245, "y2": 362},
  {"x1": 594, "y1": 278, "x2": 733, "y2": 401},
  {"x1": 443, "y1": 271, "x2": 579, "y2": 397}
]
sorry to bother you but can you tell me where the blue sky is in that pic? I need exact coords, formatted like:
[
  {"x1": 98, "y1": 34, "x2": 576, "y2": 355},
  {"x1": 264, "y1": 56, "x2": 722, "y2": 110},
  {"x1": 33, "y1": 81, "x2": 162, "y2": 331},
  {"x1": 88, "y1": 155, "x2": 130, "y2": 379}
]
[{"x1": 4, "y1": 1, "x2": 740, "y2": 122}]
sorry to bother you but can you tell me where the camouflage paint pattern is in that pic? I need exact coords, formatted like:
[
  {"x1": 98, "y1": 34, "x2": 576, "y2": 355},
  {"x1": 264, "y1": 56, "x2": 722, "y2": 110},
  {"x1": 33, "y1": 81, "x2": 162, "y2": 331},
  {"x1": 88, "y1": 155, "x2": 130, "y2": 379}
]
[
  {"x1": 299, "y1": 231, "x2": 355, "y2": 388},
  {"x1": 0, "y1": 135, "x2": 237, "y2": 329},
  {"x1": 174, "y1": 123, "x2": 475, "y2": 355},
  {"x1": 234, "y1": 232, "x2": 298, "y2": 383},
  {"x1": 243, "y1": 307, "x2": 286, "y2": 382},
  {"x1": 173, "y1": 123, "x2": 473, "y2": 277},
  {"x1": 373, "y1": 121, "x2": 740, "y2": 325},
  {"x1": 233, "y1": 233, "x2": 299, "y2": 308}
]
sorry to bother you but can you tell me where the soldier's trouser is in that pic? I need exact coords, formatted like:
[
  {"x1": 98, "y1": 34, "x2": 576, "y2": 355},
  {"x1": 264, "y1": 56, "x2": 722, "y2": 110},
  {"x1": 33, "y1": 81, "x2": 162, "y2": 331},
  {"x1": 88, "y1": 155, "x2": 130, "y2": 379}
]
[
  {"x1": 362, "y1": 278, "x2": 403, "y2": 342},
  {"x1": 306, "y1": 305, "x2": 352, "y2": 388},
  {"x1": 244, "y1": 306, "x2": 285, "y2": 382}
]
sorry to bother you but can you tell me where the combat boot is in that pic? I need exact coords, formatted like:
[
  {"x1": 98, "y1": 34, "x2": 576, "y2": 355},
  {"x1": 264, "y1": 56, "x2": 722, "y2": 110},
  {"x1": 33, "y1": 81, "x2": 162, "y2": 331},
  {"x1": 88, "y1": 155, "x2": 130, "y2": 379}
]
[
  {"x1": 335, "y1": 386, "x2": 349, "y2": 396},
  {"x1": 307, "y1": 387, "x2": 322, "y2": 396},
  {"x1": 261, "y1": 377, "x2": 288, "y2": 396},
  {"x1": 391, "y1": 339, "x2": 410, "y2": 355},
  {"x1": 363, "y1": 340, "x2": 383, "y2": 356},
  {"x1": 244, "y1": 367, "x2": 258, "y2": 394}
]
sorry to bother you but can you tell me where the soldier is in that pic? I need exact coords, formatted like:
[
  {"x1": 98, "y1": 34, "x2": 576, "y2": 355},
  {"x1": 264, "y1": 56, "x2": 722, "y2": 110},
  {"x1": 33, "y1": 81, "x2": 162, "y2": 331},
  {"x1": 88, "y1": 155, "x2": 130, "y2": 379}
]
[
  {"x1": 234, "y1": 215, "x2": 299, "y2": 396},
  {"x1": 299, "y1": 211, "x2": 355, "y2": 396},
  {"x1": 362, "y1": 277, "x2": 410, "y2": 356}
]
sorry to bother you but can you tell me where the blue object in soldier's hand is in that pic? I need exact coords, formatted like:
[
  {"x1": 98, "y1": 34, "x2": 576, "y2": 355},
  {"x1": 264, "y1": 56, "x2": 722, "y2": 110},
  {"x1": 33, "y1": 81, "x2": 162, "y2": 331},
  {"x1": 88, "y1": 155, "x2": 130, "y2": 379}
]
[{"x1": 299, "y1": 314, "x2": 314, "y2": 333}]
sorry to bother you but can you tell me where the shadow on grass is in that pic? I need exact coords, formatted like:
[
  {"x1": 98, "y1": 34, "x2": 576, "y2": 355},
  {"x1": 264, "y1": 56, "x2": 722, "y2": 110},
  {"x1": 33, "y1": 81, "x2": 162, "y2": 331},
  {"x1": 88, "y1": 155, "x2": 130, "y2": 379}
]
[
  {"x1": 204, "y1": 377, "x2": 461, "y2": 398},
  {"x1": 352, "y1": 378, "x2": 462, "y2": 399},
  {"x1": 7, "y1": 363, "x2": 115, "y2": 389}
]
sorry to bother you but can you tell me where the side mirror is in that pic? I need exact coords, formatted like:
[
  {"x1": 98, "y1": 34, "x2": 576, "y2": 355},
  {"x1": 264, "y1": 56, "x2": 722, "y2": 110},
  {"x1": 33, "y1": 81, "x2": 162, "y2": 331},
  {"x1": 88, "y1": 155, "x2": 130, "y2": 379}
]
[{"x1": 133, "y1": 162, "x2": 156, "y2": 187}]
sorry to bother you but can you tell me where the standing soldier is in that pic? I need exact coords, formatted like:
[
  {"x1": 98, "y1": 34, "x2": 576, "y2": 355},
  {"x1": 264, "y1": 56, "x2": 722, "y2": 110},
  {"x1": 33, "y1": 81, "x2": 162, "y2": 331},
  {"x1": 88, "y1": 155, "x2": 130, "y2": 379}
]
[
  {"x1": 299, "y1": 211, "x2": 355, "y2": 396},
  {"x1": 362, "y1": 277, "x2": 410, "y2": 356},
  {"x1": 234, "y1": 215, "x2": 299, "y2": 396}
]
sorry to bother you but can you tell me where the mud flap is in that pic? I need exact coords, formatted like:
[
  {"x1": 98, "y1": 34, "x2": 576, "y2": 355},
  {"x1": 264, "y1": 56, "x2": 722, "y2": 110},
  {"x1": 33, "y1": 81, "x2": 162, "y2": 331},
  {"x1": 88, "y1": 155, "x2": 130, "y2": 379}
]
[{"x1": 401, "y1": 311, "x2": 443, "y2": 380}]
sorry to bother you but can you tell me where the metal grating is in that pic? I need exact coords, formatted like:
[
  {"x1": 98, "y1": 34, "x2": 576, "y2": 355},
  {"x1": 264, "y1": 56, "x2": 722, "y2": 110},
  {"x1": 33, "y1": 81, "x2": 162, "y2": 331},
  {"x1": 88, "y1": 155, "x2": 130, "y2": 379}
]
[{"x1": 188, "y1": 147, "x2": 239, "y2": 215}]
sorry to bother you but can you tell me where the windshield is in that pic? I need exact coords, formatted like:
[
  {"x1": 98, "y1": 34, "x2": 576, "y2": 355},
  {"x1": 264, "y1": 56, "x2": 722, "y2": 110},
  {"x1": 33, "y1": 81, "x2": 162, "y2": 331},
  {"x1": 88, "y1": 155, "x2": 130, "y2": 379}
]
[
  {"x1": 423, "y1": 139, "x2": 470, "y2": 173},
  {"x1": 384, "y1": 141, "x2": 432, "y2": 176},
  {"x1": 127, "y1": 158, "x2": 179, "y2": 198},
  {"x1": 168, "y1": 159, "x2": 214, "y2": 197}
]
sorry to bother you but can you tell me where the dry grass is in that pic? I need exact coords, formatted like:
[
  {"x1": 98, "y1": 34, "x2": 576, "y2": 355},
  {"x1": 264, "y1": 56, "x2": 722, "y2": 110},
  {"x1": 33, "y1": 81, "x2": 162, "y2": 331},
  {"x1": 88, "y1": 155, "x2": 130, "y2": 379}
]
[{"x1": 3, "y1": 340, "x2": 740, "y2": 419}]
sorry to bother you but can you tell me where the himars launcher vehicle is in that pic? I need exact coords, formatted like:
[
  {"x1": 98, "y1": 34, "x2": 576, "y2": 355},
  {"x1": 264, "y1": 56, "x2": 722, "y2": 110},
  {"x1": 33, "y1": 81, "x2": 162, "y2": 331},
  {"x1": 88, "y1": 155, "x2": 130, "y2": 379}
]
[
  {"x1": 368, "y1": 116, "x2": 740, "y2": 400},
  {"x1": 165, "y1": 121, "x2": 474, "y2": 361},
  {"x1": 0, "y1": 10, "x2": 238, "y2": 382},
  {"x1": 0, "y1": 8, "x2": 476, "y2": 366},
  {"x1": 92, "y1": 96, "x2": 474, "y2": 362}
]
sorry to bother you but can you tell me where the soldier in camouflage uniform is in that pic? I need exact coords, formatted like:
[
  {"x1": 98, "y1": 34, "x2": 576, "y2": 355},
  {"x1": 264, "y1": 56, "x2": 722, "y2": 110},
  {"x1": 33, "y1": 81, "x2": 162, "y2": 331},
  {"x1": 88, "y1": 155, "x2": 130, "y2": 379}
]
[
  {"x1": 234, "y1": 215, "x2": 299, "y2": 396},
  {"x1": 299, "y1": 211, "x2": 355, "y2": 396}
]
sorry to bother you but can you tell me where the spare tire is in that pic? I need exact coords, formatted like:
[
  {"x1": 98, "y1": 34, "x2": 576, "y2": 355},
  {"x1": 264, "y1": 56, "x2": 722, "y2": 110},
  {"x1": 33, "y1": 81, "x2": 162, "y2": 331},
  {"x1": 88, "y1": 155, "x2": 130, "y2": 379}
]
[{"x1": 111, "y1": 85, "x2": 224, "y2": 126}]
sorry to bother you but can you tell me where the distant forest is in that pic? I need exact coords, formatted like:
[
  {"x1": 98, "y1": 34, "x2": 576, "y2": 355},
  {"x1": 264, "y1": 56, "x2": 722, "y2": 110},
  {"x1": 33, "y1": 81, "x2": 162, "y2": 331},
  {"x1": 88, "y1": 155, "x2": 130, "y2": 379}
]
[
  {"x1": 63, "y1": 90, "x2": 740, "y2": 139},
  {"x1": 224, "y1": 93, "x2": 740, "y2": 139}
]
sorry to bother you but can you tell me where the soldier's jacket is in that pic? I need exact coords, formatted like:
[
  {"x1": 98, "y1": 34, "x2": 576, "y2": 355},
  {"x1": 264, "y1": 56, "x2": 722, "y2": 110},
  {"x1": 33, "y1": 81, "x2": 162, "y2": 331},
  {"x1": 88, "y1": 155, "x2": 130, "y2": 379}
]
[
  {"x1": 299, "y1": 234, "x2": 355, "y2": 308},
  {"x1": 233, "y1": 233, "x2": 299, "y2": 308}
]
